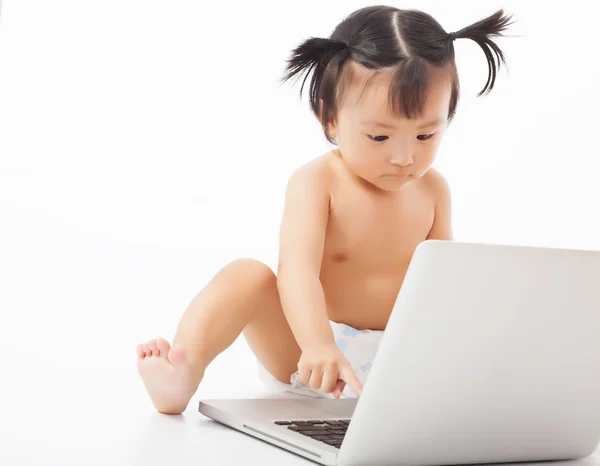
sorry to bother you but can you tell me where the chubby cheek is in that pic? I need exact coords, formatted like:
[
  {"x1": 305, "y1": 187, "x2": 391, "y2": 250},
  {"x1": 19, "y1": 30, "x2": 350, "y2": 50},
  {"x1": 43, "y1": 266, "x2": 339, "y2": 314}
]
[
  {"x1": 342, "y1": 152, "x2": 372, "y2": 177},
  {"x1": 415, "y1": 144, "x2": 439, "y2": 172},
  {"x1": 351, "y1": 150, "x2": 383, "y2": 178},
  {"x1": 339, "y1": 138, "x2": 378, "y2": 172},
  {"x1": 417, "y1": 152, "x2": 436, "y2": 173}
]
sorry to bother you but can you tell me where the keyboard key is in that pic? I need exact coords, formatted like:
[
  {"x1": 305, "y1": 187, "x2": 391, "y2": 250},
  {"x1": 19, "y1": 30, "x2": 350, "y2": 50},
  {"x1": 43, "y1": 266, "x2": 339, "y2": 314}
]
[
  {"x1": 289, "y1": 425, "x2": 329, "y2": 432},
  {"x1": 274, "y1": 421, "x2": 291, "y2": 425},
  {"x1": 298, "y1": 430, "x2": 333, "y2": 437},
  {"x1": 323, "y1": 439, "x2": 343, "y2": 448},
  {"x1": 327, "y1": 427, "x2": 347, "y2": 434},
  {"x1": 324, "y1": 420, "x2": 344, "y2": 425}
]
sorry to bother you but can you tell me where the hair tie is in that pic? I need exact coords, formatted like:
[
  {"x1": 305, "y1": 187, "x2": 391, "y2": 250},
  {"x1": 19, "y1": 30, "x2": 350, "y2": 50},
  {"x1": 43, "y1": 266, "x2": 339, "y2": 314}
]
[{"x1": 449, "y1": 31, "x2": 458, "y2": 41}]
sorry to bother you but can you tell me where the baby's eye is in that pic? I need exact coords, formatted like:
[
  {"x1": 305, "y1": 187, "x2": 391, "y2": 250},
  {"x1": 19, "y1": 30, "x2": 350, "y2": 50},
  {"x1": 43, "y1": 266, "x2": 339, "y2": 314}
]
[
  {"x1": 417, "y1": 133, "x2": 435, "y2": 141},
  {"x1": 367, "y1": 134, "x2": 389, "y2": 142}
]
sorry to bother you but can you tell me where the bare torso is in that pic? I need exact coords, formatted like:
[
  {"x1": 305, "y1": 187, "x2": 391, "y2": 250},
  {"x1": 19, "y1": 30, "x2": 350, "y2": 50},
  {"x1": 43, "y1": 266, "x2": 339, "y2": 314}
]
[{"x1": 318, "y1": 151, "x2": 436, "y2": 331}]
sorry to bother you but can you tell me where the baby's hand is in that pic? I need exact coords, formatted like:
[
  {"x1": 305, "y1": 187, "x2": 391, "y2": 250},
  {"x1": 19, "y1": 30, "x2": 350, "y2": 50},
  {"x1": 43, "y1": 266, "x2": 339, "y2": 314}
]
[{"x1": 298, "y1": 343, "x2": 363, "y2": 399}]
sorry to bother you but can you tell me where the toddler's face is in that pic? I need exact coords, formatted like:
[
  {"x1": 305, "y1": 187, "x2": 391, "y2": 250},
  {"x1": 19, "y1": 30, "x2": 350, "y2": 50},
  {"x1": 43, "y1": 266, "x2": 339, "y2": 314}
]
[{"x1": 327, "y1": 65, "x2": 452, "y2": 192}]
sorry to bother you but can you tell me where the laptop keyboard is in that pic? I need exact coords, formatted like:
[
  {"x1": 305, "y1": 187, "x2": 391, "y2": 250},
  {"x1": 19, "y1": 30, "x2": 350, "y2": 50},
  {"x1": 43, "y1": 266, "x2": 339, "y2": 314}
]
[{"x1": 273, "y1": 420, "x2": 350, "y2": 449}]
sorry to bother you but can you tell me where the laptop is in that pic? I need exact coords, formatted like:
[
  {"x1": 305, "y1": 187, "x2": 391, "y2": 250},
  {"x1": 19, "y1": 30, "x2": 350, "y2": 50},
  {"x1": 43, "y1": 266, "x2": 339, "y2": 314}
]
[{"x1": 199, "y1": 240, "x2": 600, "y2": 466}]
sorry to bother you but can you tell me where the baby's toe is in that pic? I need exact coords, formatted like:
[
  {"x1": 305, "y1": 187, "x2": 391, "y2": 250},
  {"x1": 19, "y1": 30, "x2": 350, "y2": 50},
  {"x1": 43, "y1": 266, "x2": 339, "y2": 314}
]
[
  {"x1": 143, "y1": 343, "x2": 153, "y2": 357},
  {"x1": 137, "y1": 344, "x2": 145, "y2": 359},
  {"x1": 148, "y1": 339, "x2": 159, "y2": 356},
  {"x1": 155, "y1": 339, "x2": 171, "y2": 358}
]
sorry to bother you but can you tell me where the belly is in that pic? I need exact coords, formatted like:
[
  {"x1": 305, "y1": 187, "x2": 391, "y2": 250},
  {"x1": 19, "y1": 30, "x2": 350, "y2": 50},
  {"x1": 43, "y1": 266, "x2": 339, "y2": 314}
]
[{"x1": 319, "y1": 263, "x2": 408, "y2": 331}]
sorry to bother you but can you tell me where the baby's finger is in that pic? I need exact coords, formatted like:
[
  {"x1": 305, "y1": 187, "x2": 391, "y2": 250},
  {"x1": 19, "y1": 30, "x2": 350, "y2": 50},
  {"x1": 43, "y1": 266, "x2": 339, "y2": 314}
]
[
  {"x1": 309, "y1": 367, "x2": 324, "y2": 390},
  {"x1": 341, "y1": 366, "x2": 363, "y2": 396},
  {"x1": 320, "y1": 367, "x2": 338, "y2": 394},
  {"x1": 298, "y1": 365, "x2": 312, "y2": 385},
  {"x1": 333, "y1": 379, "x2": 345, "y2": 399}
]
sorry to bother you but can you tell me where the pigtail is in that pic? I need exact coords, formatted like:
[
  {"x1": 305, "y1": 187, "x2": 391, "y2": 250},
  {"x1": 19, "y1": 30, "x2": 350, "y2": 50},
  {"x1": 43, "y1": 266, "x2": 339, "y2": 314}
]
[
  {"x1": 281, "y1": 37, "x2": 350, "y2": 126},
  {"x1": 452, "y1": 9, "x2": 514, "y2": 96}
]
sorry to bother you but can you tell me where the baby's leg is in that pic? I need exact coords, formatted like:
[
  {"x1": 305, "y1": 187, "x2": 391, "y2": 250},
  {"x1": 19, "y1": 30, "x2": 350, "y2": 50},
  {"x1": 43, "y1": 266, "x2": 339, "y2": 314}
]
[{"x1": 136, "y1": 258, "x2": 301, "y2": 414}]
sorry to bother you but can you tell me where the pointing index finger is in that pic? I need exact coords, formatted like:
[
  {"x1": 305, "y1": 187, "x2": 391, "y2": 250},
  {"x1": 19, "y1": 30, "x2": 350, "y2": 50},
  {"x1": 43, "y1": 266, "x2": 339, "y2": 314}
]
[{"x1": 341, "y1": 367, "x2": 363, "y2": 396}]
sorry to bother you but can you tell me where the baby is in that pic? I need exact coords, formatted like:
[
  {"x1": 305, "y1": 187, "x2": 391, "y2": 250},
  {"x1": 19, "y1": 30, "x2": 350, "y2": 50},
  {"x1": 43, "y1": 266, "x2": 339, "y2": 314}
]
[{"x1": 137, "y1": 5, "x2": 512, "y2": 414}]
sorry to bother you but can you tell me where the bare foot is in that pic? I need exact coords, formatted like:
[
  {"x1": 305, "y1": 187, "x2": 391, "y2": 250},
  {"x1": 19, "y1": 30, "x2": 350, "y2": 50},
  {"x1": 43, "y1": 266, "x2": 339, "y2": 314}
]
[{"x1": 136, "y1": 338, "x2": 198, "y2": 414}]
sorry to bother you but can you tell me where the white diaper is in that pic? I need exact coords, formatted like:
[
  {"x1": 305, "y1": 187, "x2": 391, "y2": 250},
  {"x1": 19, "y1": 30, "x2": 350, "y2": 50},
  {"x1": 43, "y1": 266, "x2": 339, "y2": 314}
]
[{"x1": 256, "y1": 320, "x2": 384, "y2": 399}]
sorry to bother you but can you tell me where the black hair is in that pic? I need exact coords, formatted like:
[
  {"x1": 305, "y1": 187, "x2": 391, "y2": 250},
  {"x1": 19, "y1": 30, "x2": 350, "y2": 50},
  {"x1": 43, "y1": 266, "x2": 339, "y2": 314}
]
[{"x1": 280, "y1": 6, "x2": 514, "y2": 144}]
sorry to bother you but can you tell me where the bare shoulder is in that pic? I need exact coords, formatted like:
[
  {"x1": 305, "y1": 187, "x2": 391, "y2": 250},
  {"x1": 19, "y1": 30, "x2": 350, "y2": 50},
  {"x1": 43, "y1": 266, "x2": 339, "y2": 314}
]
[
  {"x1": 419, "y1": 167, "x2": 451, "y2": 204},
  {"x1": 420, "y1": 167, "x2": 453, "y2": 240},
  {"x1": 285, "y1": 152, "x2": 334, "y2": 194}
]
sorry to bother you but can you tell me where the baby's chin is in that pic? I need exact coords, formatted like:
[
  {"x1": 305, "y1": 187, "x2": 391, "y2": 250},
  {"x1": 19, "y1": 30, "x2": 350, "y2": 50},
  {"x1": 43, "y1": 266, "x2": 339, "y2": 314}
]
[
  {"x1": 372, "y1": 173, "x2": 418, "y2": 191},
  {"x1": 347, "y1": 166, "x2": 421, "y2": 192}
]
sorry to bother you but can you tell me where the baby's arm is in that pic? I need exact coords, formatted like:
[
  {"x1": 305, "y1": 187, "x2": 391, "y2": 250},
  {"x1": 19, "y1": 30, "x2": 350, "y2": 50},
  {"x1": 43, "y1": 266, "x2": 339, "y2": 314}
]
[
  {"x1": 425, "y1": 168, "x2": 454, "y2": 240},
  {"x1": 277, "y1": 161, "x2": 334, "y2": 350}
]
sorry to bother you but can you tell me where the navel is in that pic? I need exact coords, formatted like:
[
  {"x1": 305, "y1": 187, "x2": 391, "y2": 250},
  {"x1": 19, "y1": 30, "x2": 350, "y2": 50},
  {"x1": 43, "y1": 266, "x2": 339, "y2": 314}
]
[{"x1": 332, "y1": 252, "x2": 348, "y2": 263}]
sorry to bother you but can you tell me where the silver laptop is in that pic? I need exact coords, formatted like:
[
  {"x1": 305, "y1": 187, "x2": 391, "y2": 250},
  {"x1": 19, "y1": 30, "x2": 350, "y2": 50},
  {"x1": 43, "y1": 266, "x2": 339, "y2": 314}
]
[{"x1": 199, "y1": 240, "x2": 600, "y2": 466}]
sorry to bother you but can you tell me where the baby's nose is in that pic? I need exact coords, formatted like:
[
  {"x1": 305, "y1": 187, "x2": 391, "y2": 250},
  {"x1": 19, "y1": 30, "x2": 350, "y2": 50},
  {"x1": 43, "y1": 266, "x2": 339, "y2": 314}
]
[{"x1": 390, "y1": 153, "x2": 414, "y2": 166}]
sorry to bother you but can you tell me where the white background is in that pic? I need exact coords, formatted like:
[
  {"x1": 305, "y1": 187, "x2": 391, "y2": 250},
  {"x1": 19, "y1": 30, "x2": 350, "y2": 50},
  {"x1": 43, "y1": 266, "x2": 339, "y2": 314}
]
[{"x1": 1, "y1": 0, "x2": 599, "y2": 465}]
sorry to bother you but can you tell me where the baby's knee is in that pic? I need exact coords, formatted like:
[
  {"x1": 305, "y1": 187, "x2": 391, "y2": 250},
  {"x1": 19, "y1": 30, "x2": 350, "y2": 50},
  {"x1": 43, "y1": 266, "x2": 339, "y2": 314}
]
[{"x1": 222, "y1": 258, "x2": 277, "y2": 292}]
